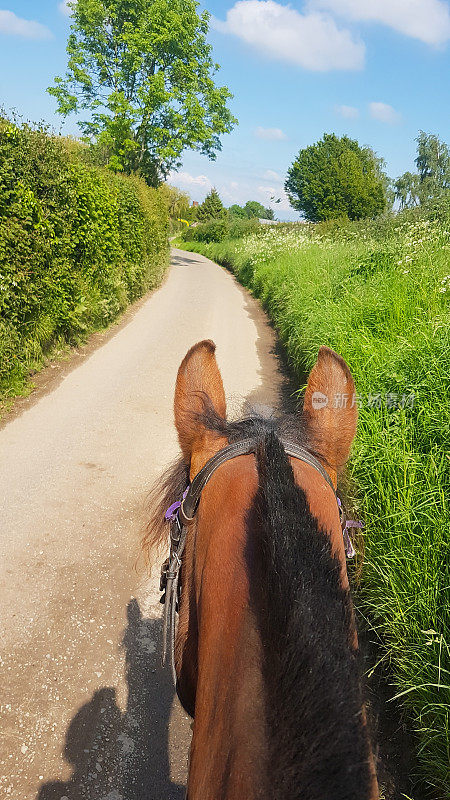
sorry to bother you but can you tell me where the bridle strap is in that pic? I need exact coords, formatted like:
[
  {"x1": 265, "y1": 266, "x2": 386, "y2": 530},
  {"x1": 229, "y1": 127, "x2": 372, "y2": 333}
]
[
  {"x1": 162, "y1": 436, "x2": 336, "y2": 698},
  {"x1": 179, "y1": 437, "x2": 335, "y2": 525}
]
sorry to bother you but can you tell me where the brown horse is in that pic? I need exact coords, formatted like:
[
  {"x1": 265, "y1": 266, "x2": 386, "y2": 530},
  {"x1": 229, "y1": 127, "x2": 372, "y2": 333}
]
[{"x1": 144, "y1": 340, "x2": 379, "y2": 800}]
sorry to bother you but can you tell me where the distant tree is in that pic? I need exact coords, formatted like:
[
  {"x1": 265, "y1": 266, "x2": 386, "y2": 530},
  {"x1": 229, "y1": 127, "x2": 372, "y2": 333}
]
[
  {"x1": 228, "y1": 203, "x2": 247, "y2": 218},
  {"x1": 416, "y1": 131, "x2": 450, "y2": 185},
  {"x1": 285, "y1": 133, "x2": 388, "y2": 222},
  {"x1": 394, "y1": 132, "x2": 450, "y2": 209},
  {"x1": 48, "y1": 0, "x2": 236, "y2": 186},
  {"x1": 243, "y1": 200, "x2": 274, "y2": 220},
  {"x1": 160, "y1": 184, "x2": 191, "y2": 221},
  {"x1": 373, "y1": 154, "x2": 395, "y2": 211},
  {"x1": 415, "y1": 131, "x2": 450, "y2": 203},
  {"x1": 394, "y1": 171, "x2": 420, "y2": 210},
  {"x1": 228, "y1": 200, "x2": 274, "y2": 219},
  {"x1": 197, "y1": 188, "x2": 227, "y2": 221}
]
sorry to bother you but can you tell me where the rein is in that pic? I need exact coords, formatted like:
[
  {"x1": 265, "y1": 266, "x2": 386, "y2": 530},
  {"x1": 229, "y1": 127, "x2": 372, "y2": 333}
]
[{"x1": 160, "y1": 436, "x2": 360, "y2": 693}]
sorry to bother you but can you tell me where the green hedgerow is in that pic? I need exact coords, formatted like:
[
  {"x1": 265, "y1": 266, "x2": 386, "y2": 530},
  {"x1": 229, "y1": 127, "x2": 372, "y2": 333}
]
[{"x1": 0, "y1": 117, "x2": 169, "y2": 402}]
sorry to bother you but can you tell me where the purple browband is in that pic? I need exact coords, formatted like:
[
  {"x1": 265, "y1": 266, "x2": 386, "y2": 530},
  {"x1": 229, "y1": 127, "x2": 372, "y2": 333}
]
[{"x1": 165, "y1": 490, "x2": 362, "y2": 559}]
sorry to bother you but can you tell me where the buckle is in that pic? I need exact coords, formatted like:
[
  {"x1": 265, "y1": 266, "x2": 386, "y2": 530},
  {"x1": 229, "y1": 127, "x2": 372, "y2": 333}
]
[{"x1": 160, "y1": 557, "x2": 170, "y2": 592}]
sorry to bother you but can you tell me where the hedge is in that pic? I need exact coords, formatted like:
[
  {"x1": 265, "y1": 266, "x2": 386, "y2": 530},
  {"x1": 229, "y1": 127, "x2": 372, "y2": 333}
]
[
  {"x1": 181, "y1": 216, "x2": 261, "y2": 244},
  {"x1": 0, "y1": 118, "x2": 169, "y2": 403}
]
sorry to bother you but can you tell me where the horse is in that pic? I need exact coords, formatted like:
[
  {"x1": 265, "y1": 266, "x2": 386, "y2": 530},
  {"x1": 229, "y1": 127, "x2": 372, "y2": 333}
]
[{"x1": 143, "y1": 339, "x2": 379, "y2": 800}]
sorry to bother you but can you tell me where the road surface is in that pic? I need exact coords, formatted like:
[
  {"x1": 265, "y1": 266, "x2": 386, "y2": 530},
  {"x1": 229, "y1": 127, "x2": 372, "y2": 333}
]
[{"x1": 0, "y1": 248, "x2": 285, "y2": 800}]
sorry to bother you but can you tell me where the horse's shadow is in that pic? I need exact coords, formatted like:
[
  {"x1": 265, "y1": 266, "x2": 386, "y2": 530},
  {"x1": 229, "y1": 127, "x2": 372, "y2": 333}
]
[{"x1": 37, "y1": 599, "x2": 186, "y2": 800}]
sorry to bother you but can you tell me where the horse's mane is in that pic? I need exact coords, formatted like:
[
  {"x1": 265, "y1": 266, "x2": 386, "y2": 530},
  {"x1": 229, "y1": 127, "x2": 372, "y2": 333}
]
[
  {"x1": 141, "y1": 454, "x2": 189, "y2": 565},
  {"x1": 251, "y1": 430, "x2": 373, "y2": 800}
]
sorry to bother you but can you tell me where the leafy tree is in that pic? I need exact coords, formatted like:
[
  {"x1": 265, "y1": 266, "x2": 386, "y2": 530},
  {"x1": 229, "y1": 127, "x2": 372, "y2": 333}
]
[
  {"x1": 285, "y1": 134, "x2": 387, "y2": 222},
  {"x1": 228, "y1": 203, "x2": 246, "y2": 219},
  {"x1": 48, "y1": 0, "x2": 236, "y2": 185},
  {"x1": 228, "y1": 200, "x2": 274, "y2": 220},
  {"x1": 197, "y1": 188, "x2": 227, "y2": 221},
  {"x1": 394, "y1": 171, "x2": 420, "y2": 210},
  {"x1": 243, "y1": 200, "x2": 274, "y2": 220},
  {"x1": 395, "y1": 132, "x2": 450, "y2": 209},
  {"x1": 415, "y1": 131, "x2": 450, "y2": 187},
  {"x1": 159, "y1": 183, "x2": 192, "y2": 231}
]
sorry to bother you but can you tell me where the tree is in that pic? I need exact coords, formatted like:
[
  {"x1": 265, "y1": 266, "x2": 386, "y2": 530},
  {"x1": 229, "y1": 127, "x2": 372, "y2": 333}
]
[
  {"x1": 285, "y1": 134, "x2": 388, "y2": 222},
  {"x1": 394, "y1": 171, "x2": 420, "y2": 210},
  {"x1": 415, "y1": 131, "x2": 450, "y2": 204},
  {"x1": 48, "y1": 0, "x2": 236, "y2": 185},
  {"x1": 416, "y1": 131, "x2": 450, "y2": 185},
  {"x1": 228, "y1": 204, "x2": 246, "y2": 219},
  {"x1": 159, "y1": 183, "x2": 190, "y2": 221},
  {"x1": 228, "y1": 200, "x2": 274, "y2": 220},
  {"x1": 394, "y1": 132, "x2": 450, "y2": 209},
  {"x1": 243, "y1": 200, "x2": 274, "y2": 220},
  {"x1": 197, "y1": 188, "x2": 227, "y2": 221}
]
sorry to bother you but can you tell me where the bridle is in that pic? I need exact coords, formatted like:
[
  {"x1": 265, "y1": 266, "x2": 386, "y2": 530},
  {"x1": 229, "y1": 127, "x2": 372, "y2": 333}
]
[{"x1": 160, "y1": 436, "x2": 361, "y2": 698}]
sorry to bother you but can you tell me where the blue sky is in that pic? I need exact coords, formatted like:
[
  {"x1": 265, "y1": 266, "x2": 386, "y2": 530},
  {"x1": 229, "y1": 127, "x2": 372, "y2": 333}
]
[{"x1": 1, "y1": 1, "x2": 449, "y2": 219}]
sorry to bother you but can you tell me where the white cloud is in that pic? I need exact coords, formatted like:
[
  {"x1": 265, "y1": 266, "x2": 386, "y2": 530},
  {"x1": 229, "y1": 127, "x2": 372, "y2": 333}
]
[
  {"x1": 263, "y1": 169, "x2": 282, "y2": 180},
  {"x1": 335, "y1": 104, "x2": 359, "y2": 118},
  {"x1": 169, "y1": 171, "x2": 213, "y2": 189},
  {"x1": 0, "y1": 10, "x2": 52, "y2": 39},
  {"x1": 309, "y1": 0, "x2": 450, "y2": 46},
  {"x1": 369, "y1": 101, "x2": 402, "y2": 124},
  {"x1": 211, "y1": 0, "x2": 365, "y2": 71},
  {"x1": 255, "y1": 127, "x2": 287, "y2": 141}
]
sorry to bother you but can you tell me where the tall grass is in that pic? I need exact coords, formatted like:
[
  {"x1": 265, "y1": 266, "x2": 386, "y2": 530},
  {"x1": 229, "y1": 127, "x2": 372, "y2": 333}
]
[{"x1": 181, "y1": 213, "x2": 450, "y2": 797}]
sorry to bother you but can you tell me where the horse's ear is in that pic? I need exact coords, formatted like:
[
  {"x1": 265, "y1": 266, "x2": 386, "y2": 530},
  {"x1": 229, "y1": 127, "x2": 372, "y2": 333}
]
[
  {"x1": 302, "y1": 347, "x2": 357, "y2": 486},
  {"x1": 174, "y1": 340, "x2": 226, "y2": 463}
]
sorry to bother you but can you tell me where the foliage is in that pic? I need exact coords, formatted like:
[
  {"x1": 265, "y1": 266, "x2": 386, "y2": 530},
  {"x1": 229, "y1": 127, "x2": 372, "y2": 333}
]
[
  {"x1": 158, "y1": 183, "x2": 191, "y2": 234},
  {"x1": 0, "y1": 116, "x2": 169, "y2": 404},
  {"x1": 228, "y1": 203, "x2": 247, "y2": 219},
  {"x1": 395, "y1": 131, "x2": 450, "y2": 210},
  {"x1": 285, "y1": 133, "x2": 388, "y2": 222},
  {"x1": 246, "y1": 200, "x2": 274, "y2": 220},
  {"x1": 394, "y1": 171, "x2": 420, "y2": 210},
  {"x1": 227, "y1": 216, "x2": 262, "y2": 239},
  {"x1": 48, "y1": 0, "x2": 236, "y2": 186},
  {"x1": 181, "y1": 215, "x2": 261, "y2": 243},
  {"x1": 183, "y1": 218, "x2": 229, "y2": 243},
  {"x1": 196, "y1": 187, "x2": 227, "y2": 221},
  {"x1": 416, "y1": 131, "x2": 450, "y2": 196},
  {"x1": 181, "y1": 210, "x2": 450, "y2": 798},
  {"x1": 229, "y1": 200, "x2": 274, "y2": 220}
]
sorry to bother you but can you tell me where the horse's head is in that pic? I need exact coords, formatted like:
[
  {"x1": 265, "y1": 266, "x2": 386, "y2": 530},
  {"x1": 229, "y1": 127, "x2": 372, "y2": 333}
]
[
  {"x1": 172, "y1": 339, "x2": 358, "y2": 568},
  {"x1": 174, "y1": 337, "x2": 357, "y2": 475},
  {"x1": 144, "y1": 340, "x2": 378, "y2": 800}
]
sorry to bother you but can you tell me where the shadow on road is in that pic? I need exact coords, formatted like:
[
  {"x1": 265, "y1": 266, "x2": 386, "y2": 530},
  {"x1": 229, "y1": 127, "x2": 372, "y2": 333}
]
[
  {"x1": 37, "y1": 599, "x2": 185, "y2": 800},
  {"x1": 170, "y1": 250, "x2": 202, "y2": 267}
]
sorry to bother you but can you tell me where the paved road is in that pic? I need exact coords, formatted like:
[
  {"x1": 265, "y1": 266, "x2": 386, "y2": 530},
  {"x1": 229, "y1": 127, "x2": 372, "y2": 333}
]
[{"x1": 0, "y1": 249, "x2": 284, "y2": 800}]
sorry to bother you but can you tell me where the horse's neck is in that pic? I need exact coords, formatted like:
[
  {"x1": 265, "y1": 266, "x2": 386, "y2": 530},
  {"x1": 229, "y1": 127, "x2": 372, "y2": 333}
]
[
  {"x1": 188, "y1": 604, "x2": 267, "y2": 800},
  {"x1": 184, "y1": 487, "x2": 268, "y2": 799}
]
